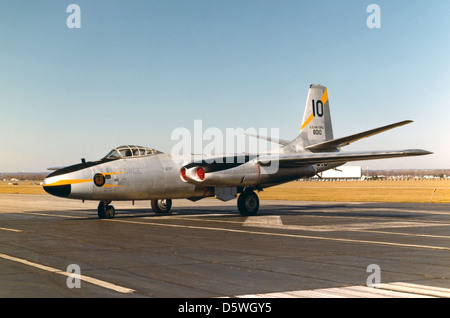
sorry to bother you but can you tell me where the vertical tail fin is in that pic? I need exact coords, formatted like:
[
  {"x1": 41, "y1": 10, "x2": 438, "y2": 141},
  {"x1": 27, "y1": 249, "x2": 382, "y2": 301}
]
[{"x1": 283, "y1": 84, "x2": 334, "y2": 152}]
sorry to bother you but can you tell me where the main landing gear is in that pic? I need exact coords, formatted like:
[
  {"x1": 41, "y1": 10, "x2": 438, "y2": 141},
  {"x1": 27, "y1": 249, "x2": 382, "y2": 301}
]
[
  {"x1": 151, "y1": 199, "x2": 172, "y2": 214},
  {"x1": 237, "y1": 189, "x2": 260, "y2": 216}
]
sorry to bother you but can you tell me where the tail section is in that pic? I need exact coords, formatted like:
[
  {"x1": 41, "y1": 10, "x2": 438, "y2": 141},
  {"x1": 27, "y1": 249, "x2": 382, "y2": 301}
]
[
  {"x1": 282, "y1": 84, "x2": 416, "y2": 154},
  {"x1": 299, "y1": 84, "x2": 334, "y2": 145},
  {"x1": 283, "y1": 84, "x2": 334, "y2": 152}
]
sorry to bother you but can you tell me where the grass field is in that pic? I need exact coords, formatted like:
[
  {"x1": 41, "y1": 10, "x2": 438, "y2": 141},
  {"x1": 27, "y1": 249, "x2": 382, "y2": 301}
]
[
  {"x1": 0, "y1": 182, "x2": 46, "y2": 195},
  {"x1": 1, "y1": 180, "x2": 449, "y2": 203},
  {"x1": 258, "y1": 179, "x2": 450, "y2": 203}
]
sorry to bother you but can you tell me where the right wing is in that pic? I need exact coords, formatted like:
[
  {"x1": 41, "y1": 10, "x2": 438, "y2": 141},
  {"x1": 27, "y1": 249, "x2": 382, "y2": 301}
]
[
  {"x1": 259, "y1": 149, "x2": 432, "y2": 168},
  {"x1": 305, "y1": 120, "x2": 413, "y2": 152}
]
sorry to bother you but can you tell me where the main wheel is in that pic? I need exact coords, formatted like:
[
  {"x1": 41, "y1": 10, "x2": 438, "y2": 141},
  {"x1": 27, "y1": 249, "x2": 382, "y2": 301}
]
[
  {"x1": 151, "y1": 199, "x2": 172, "y2": 214},
  {"x1": 237, "y1": 190, "x2": 259, "y2": 216}
]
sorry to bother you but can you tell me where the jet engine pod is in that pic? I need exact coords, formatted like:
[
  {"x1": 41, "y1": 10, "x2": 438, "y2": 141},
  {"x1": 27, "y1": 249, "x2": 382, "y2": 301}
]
[
  {"x1": 180, "y1": 167, "x2": 188, "y2": 182},
  {"x1": 180, "y1": 162, "x2": 261, "y2": 187},
  {"x1": 196, "y1": 167, "x2": 205, "y2": 180},
  {"x1": 180, "y1": 166, "x2": 206, "y2": 183}
]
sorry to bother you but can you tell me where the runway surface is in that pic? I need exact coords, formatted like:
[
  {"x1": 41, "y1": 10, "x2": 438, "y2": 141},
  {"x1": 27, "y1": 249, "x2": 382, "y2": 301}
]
[{"x1": 0, "y1": 193, "x2": 449, "y2": 298}]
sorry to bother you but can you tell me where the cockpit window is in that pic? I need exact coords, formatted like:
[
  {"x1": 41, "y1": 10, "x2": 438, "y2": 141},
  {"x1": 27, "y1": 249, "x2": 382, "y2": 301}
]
[
  {"x1": 103, "y1": 145, "x2": 162, "y2": 159},
  {"x1": 104, "y1": 149, "x2": 121, "y2": 159}
]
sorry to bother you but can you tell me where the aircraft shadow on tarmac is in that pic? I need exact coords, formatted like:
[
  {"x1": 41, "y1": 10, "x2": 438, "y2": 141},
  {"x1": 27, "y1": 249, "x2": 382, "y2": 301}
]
[
  {"x1": 259, "y1": 204, "x2": 427, "y2": 219},
  {"x1": 44, "y1": 202, "x2": 428, "y2": 220}
]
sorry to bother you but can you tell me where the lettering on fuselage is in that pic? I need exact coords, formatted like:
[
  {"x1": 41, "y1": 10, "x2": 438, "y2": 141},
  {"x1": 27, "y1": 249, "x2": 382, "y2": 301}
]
[{"x1": 108, "y1": 168, "x2": 142, "y2": 175}]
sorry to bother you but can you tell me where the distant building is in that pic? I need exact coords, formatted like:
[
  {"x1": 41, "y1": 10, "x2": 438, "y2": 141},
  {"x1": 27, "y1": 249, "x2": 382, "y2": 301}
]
[{"x1": 313, "y1": 166, "x2": 362, "y2": 180}]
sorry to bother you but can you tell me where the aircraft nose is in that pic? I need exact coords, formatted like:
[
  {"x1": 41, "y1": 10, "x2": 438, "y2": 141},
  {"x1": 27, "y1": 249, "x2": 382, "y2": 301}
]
[{"x1": 43, "y1": 178, "x2": 71, "y2": 197}]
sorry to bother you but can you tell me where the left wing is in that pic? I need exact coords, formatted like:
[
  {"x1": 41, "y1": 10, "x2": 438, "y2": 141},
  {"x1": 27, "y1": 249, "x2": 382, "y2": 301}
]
[
  {"x1": 47, "y1": 166, "x2": 66, "y2": 171},
  {"x1": 244, "y1": 132, "x2": 291, "y2": 146}
]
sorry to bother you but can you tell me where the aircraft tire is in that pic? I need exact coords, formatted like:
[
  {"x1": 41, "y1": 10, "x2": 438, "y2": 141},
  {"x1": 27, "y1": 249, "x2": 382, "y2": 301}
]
[
  {"x1": 97, "y1": 201, "x2": 106, "y2": 219},
  {"x1": 105, "y1": 205, "x2": 115, "y2": 219},
  {"x1": 238, "y1": 190, "x2": 259, "y2": 216},
  {"x1": 98, "y1": 201, "x2": 114, "y2": 219},
  {"x1": 151, "y1": 199, "x2": 172, "y2": 214}
]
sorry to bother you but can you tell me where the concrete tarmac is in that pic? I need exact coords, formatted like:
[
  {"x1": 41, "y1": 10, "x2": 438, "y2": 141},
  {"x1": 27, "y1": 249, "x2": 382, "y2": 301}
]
[{"x1": 0, "y1": 193, "x2": 449, "y2": 298}]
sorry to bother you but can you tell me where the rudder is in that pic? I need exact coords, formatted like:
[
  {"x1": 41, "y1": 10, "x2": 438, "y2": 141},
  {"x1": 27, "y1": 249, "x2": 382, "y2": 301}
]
[
  {"x1": 283, "y1": 84, "x2": 334, "y2": 152},
  {"x1": 301, "y1": 84, "x2": 333, "y2": 144}
]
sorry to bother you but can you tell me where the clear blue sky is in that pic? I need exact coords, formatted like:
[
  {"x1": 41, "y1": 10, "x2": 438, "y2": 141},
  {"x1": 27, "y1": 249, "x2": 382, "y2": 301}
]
[{"x1": 1, "y1": 1, "x2": 449, "y2": 172}]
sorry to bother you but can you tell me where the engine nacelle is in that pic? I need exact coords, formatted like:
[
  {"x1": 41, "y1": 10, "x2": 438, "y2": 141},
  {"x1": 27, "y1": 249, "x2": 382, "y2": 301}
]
[
  {"x1": 180, "y1": 166, "x2": 206, "y2": 183},
  {"x1": 180, "y1": 162, "x2": 260, "y2": 187}
]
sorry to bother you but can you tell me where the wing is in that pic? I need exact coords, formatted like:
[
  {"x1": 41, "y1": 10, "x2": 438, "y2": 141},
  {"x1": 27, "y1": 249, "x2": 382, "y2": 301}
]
[
  {"x1": 47, "y1": 166, "x2": 66, "y2": 171},
  {"x1": 259, "y1": 149, "x2": 432, "y2": 168},
  {"x1": 305, "y1": 120, "x2": 413, "y2": 152}
]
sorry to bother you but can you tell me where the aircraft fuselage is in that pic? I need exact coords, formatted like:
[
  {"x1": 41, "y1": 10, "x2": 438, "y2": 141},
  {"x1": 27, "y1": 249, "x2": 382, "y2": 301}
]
[{"x1": 43, "y1": 153, "x2": 326, "y2": 201}]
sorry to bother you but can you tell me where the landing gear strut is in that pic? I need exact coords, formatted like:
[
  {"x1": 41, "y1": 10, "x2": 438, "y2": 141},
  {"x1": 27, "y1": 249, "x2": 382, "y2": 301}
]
[
  {"x1": 151, "y1": 199, "x2": 172, "y2": 214},
  {"x1": 237, "y1": 189, "x2": 259, "y2": 216},
  {"x1": 98, "y1": 201, "x2": 115, "y2": 219}
]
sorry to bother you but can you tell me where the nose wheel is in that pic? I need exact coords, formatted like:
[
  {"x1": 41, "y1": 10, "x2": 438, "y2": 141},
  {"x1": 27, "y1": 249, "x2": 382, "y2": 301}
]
[{"x1": 98, "y1": 201, "x2": 115, "y2": 219}]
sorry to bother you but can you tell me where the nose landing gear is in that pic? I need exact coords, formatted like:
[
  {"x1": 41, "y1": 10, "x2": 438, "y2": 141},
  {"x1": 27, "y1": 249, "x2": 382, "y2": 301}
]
[
  {"x1": 97, "y1": 199, "x2": 173, "y2": 219},
  {"x1": 97, "y1": 201, "x2": 115, "y2": 219}
]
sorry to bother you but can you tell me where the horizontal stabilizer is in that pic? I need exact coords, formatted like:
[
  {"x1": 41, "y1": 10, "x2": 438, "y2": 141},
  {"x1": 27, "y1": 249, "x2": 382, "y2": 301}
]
[
  {"x1": 259, "y1": 149, "x2": 432, "y2": 167},
  {"x1": 306, "y1": 120, "x2": 413, "y2": 152}
]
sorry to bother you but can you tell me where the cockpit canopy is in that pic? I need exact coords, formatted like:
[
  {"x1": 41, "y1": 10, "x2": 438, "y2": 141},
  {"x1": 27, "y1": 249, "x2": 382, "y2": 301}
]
[{"x1": 103, "y1": 145, "x2": 162, "y2": 159}]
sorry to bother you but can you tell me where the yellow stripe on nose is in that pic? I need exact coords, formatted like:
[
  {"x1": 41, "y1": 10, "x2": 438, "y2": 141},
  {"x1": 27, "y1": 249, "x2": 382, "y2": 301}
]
[
  {"x1": 44, "y1": 179, "x2": 92, "y2": 187},
  {"x1": 101, "y1": 171, "x2": 126, "y2": 176}
]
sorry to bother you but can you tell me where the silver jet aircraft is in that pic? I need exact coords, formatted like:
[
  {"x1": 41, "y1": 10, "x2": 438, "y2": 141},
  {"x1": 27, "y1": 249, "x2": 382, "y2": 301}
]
[{"x1": 43, "y1": 84, "x2": 432, "y2": 218}]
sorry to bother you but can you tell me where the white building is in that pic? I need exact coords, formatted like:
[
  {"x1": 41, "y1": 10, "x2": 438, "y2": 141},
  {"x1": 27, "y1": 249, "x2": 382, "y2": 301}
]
[{"x1": 313, "y1": 166, "x2": 362, "y2": 180}]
